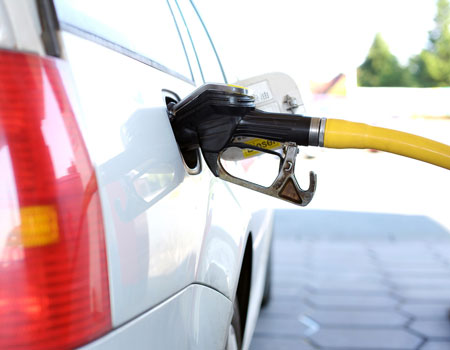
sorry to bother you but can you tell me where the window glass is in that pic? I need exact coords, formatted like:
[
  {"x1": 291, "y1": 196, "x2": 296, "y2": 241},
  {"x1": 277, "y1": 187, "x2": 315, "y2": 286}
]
[
  {"x1": 176, "y1": 0, "x2": 226, "y2": 83},
  {"x1": 54, "y1": 0, "x2": 192, "y2": 80}
]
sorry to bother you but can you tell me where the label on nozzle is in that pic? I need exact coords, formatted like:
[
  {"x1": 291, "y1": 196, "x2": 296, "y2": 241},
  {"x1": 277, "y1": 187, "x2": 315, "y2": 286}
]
[
  {"x1": 220, "y1": 136, "x2": 281, "y2": 161},
  {"x1": 242, "y1": 138, "x2": 281, "y2": 158}
]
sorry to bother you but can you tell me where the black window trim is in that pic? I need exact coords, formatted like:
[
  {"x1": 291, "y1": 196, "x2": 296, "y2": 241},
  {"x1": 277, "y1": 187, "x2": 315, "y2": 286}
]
[
  {"x1": 37, "y1": 0, "x2": 61, "y2": 57},
  {"x1": 58, "y1": 21, "x2": 196, "y2": 86}
]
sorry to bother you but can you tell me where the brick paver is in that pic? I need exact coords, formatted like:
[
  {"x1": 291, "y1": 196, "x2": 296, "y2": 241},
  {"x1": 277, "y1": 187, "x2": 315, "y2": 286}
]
[{"x1": 250, "y1": 209, "x2": 450, "y2": 350}]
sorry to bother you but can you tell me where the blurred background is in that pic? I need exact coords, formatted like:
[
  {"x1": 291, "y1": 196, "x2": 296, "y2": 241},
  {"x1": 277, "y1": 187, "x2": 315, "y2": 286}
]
[
  {"x1": 192, "y1": 3, "x2": 450, "y2": 348},
  {"x1": 196, "y1": 0, "x2": 450, "y2": 230}
]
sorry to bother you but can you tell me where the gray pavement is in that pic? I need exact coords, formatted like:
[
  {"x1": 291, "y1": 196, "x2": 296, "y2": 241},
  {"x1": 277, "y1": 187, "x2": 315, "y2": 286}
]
[{"x1": 250, "y1": 209, "x2": 450, "y2": 350}]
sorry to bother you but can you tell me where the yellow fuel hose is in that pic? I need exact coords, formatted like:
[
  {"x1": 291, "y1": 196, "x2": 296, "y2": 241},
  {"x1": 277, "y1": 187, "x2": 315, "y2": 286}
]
[{"x1": 323, "y1": 119, "x2": 450, "y2": 170}]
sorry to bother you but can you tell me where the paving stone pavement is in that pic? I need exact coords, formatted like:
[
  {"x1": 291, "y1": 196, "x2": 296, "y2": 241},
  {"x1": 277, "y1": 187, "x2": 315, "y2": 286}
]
[{"x1": 250, "y1": 209, "x2": 450, "y2": 350}]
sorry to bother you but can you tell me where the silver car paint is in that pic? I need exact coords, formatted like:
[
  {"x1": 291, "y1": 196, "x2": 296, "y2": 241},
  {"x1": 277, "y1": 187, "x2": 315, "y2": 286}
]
[
  {"x1": 79, "y1": 284, "x2": 232, "y2": 350},
  {"x1": 59, "y1": 31, "x2": 254, "y2": 327},
  {"x1": 2, "y1": 0, "x2": 274, "y2": 347}
]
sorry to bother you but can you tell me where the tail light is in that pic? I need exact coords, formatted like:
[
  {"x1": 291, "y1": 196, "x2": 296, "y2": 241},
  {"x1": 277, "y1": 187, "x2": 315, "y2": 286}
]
[{"x1": 0, "y1": 50, "x2": 111, "y2": 349}]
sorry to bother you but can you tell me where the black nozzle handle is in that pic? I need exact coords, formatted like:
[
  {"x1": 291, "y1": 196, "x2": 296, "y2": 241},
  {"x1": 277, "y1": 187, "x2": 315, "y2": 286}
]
[{"x1": 234, "y1": 110, "x2": 312, "y2": 146}]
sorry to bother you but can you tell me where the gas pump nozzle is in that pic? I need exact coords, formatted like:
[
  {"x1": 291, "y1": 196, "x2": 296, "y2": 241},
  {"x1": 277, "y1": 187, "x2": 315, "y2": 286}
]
[
  {"x1": 169, "y1": 83, "x2": 325, "y2": 206},
  {"x1": 169, "y1": 84, "x2": 450, "y2": 206}
]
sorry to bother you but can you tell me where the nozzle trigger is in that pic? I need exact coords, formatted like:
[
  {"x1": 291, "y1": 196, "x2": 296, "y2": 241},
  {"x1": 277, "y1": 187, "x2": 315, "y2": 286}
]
[{"x1": 218, "y1": 142, "x2": 316, "y2": 206}]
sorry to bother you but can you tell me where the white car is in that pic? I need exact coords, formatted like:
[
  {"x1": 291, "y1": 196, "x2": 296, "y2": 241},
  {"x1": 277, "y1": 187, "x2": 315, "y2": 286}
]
[{"x1": 0, "y1": 1, "x2": 275, "y2": 349}]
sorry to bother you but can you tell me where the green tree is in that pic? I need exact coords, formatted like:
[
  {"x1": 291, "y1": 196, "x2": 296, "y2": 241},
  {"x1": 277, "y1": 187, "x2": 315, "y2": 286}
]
[
  {"x1": 409, "y1": 0, "x2": 450, "y2": 87},
  {"x1": 357, "y1": 34, "x2": 412, "y2": 87}
]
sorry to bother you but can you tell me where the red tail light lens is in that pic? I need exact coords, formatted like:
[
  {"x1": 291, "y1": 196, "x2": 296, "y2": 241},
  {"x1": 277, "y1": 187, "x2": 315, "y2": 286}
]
[{"x1": 0, "y1": 50, "x2": 111, "y2": 349}]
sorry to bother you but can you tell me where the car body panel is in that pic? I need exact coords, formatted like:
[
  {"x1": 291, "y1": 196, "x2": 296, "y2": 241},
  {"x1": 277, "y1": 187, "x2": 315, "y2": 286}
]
[
  {"x1": 79, "y1": 284, "x2": 232, "y2": 350},
  {"x1": 1, "y1": 0, "x2": 44, "y2": 54},
  {"x1": 1, "y1": 1, "x2": 275, "y2": 347},
  {"x1": 58, "y1": 31, "x2": 252, "y2": 328},
  {"x1": 242, "y1": 208, "x2": 274, "y2": 350}
]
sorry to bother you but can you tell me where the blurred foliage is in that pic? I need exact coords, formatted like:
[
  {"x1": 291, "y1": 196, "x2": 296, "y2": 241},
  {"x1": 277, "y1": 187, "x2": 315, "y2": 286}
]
[
  {"x1": 357, "y1": 34, "x2": 413, "y2": 87},
  {"x1": 409, "y1": 0, "x2": 450, "y2": 87},
  {"x1": 358, "y1": 0, "x2": 450, "y2": 87}
]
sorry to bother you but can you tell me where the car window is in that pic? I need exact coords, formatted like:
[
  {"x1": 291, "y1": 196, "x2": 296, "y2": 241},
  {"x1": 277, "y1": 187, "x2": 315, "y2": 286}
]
[
  {"x1": 54, "y1": 0, "x2": 193, "y2": 82},
  {"x1": 176, "y1": 0, "x2": 227, "y2": 83}
]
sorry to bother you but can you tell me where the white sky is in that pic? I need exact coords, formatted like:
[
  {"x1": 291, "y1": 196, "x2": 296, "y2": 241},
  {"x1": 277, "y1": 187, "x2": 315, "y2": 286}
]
[{"x1": 196, "y1": 0, "x2": 437, "y2": 83}]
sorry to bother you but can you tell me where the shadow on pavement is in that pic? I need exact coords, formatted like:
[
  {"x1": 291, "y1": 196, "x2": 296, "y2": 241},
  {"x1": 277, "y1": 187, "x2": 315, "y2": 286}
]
[{"x1": 250, "y1": 209, "x2": 450, "y2": 350}]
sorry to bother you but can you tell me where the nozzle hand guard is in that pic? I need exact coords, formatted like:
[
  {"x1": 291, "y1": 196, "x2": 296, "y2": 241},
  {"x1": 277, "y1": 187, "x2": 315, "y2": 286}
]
[{"x1": 219, "y1": 142, "x2": 316, "y2": 206}]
